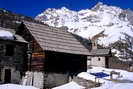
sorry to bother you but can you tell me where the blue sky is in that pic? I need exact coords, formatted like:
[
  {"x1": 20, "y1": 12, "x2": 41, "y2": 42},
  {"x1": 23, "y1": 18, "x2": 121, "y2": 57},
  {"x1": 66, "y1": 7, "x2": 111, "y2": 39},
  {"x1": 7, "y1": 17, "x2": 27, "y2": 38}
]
[{"x1": 0, "y1": 0, "x2": 132, "y2": 18}]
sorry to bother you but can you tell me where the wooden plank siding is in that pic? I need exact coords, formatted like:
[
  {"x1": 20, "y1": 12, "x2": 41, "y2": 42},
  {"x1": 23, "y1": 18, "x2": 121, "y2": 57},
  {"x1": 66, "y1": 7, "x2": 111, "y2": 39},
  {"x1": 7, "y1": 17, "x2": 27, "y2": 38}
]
[
  {"x1": 31, "y1": 52, "x2": 45, "y2": 71},
  {"x1": 16, "y1": 21, "x2": 89, "y2": 71},
  {"x1": 16, "y1": 24, "x2": 45, "y2": 71}
]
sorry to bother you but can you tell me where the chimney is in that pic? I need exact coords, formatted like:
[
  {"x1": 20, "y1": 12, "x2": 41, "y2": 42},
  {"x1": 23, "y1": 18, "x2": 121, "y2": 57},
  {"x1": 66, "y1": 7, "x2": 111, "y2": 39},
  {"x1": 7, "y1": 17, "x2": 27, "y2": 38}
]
[{"x1": 92, "y1": 40, "x2": 98, "y2": 49}]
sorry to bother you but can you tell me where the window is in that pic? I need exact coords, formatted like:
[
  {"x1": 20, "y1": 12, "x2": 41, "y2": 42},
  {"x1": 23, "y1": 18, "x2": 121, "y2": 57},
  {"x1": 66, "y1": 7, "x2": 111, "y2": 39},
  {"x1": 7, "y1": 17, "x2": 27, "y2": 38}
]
[
  {"x1": 5, "y1": 44, "x2": 14, "y2": 56},
  {"x1": 88, "y1": 58, "x2": 91, "y2": 60},
  {"x1": 87, "y1": 57, "x2": 91, "y2": 60},
  {"x1": 0, "y1": 45, "x2": 4, "y2": 56},
  {"x1": 93, "y1": 42, "x2": 96, "y2": 46},
  {"x1": 98, "y1": 58, "x2": 101, "y2": 61}
]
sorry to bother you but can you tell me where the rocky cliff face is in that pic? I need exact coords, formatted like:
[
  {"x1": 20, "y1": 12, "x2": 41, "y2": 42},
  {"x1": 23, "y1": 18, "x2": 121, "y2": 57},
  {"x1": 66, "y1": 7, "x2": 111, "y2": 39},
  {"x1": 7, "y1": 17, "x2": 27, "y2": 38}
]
[{"x1": 0, "y1": 8, "x2": 35, "y2": 29}]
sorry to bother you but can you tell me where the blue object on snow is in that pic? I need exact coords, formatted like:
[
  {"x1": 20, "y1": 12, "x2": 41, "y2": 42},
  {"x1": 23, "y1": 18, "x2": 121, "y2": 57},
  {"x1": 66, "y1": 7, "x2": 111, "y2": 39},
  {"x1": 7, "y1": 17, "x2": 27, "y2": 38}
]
[{"x1": 90, "y1": 72, "x2": 109, "y2": 78}]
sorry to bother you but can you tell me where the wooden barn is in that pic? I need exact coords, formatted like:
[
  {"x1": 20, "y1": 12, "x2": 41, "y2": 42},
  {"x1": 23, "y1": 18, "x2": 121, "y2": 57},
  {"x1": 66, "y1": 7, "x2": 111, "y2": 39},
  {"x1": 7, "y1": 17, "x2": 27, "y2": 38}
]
[
  {"x1": 0, "y1": 27, "x2": 28, "y2": 84},
  {"x1": 16, "y1": 21, "x2": 89, "y2": 88}
]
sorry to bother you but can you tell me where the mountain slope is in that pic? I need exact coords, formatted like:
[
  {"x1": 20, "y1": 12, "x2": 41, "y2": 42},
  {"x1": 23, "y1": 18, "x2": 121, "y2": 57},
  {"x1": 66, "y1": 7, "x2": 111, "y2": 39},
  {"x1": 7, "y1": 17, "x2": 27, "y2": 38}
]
[
  {"x1": 0, "y1": 8, "x2": 37, "y2": 29},
  {"x1": 35, "y1": 2, "x2": 133, "y2": 46}
]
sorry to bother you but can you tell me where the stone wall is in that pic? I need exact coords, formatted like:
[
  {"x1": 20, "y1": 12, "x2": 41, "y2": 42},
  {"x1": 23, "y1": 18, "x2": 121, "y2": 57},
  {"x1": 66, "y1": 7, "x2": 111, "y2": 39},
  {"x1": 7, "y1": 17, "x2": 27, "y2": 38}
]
[
  {"x1": 22, "y1": 72, "x2": 69, "y2": 89},
  {"x1": 88, "y1": 56, "x2": 106, "y2": 67},
  {"x1": 1, "y1": 66, "x2": 21, "y2": 84},
  {"x1": 33, "y1": 72, "x2": 44, "y2": 89},
  {"x1": 44, "y1": 73, "x2": 69, "y2": 88},
  {"x1": 108, "y1": 57, "x2": 130, "y2": 70},
  {"x1": 0, "y1": 40, "x2": 27, "y2": 84}
]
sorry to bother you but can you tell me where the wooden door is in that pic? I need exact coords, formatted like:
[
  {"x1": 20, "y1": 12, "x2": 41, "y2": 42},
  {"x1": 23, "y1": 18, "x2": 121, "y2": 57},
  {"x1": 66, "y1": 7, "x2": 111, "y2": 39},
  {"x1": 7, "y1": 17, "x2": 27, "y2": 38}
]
[
  {"x1": 4, "y1": 69, "x2": 11, "y2": 83},
  {"x1": 105, "y1": 57, "x2": 109, "y2": 68}
]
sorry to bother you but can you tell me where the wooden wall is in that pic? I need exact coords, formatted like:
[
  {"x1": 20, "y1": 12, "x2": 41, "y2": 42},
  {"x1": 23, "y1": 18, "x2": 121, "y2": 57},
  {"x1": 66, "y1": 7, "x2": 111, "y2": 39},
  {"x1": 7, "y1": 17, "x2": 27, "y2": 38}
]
[
  {"x1": 31, "y1": 52, "x2": 45, "y2": 71},
  {"x1": 45, "y1": 51, "x2": 87, "y2": 74},
  {"x1": 16, "y1": 24, "x2": 45, "y2": 71}
]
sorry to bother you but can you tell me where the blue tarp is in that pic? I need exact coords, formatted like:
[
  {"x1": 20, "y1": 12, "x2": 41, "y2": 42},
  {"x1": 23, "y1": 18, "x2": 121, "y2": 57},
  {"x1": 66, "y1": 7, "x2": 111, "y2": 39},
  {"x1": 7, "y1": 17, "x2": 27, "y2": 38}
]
[{"x1": 90, "y1": 72, "x2": 109, "y2": 78}]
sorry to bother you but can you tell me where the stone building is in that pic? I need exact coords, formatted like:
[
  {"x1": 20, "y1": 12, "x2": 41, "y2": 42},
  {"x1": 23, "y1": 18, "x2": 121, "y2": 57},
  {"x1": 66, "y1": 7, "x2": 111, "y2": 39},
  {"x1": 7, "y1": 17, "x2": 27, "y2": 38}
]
[
  {"x1": 88, "y1": 48, "x2": 112, "y2": 68},
  {"x1": 0, "y1": 27, "x2": 28, "y2": 84},
  {"x1": 74, "y1": 35, "x2": 112, "y2": 68}
]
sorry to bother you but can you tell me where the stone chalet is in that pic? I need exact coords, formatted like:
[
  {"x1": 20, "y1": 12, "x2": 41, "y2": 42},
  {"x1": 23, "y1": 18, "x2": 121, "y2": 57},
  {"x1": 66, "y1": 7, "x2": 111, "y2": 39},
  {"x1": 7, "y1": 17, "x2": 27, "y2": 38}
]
[{"x1": 0, "y1": 27, "x2": 28, "y2": 84}]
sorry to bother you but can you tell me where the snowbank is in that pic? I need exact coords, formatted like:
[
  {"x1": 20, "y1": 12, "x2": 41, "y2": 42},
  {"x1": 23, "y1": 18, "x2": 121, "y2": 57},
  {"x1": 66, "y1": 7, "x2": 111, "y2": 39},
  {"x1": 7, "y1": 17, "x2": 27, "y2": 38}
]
[
  {"x1": 88, "y1": 67, "x2": 133, "y2": 81},
  {"x1": 0, "y1": 84, "x2": 39, "y2": 89},
  {"x1": 92, "y1": 81, "x2": 133, "y2": 89},
  {"x1": 78, "y1": 72, "x2": 107, "y2": 83},
  {"x1": 0, "y1": 30, "x2": 14, "y2": 40},
  {"x1": 78, "y1": 67, "x2": 133, "y2": 89},
  {"x1": 52, "y1": 81, "x2": 85, "y2": 89}
]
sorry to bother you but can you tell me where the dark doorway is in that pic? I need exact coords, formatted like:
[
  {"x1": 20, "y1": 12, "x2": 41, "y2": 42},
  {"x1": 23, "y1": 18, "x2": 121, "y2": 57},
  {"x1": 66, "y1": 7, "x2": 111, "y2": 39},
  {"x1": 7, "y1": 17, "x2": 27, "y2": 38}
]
[
  {"x1": 105, "y1": 57, "x2": 109, "y2": 68},
  {"x1": 45, "y1": 51, "x2": 87, "y2": 74},
  {"x1": 4, "y1": 69, "x2": 11, "y2": 83}
]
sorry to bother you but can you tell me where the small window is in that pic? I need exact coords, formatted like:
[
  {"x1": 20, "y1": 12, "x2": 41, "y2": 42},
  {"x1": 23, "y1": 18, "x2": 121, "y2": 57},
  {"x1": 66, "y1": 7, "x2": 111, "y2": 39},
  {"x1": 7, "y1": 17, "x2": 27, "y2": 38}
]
[
  {"x1": 87, "y1": 57, "x2": 91, "y2": 60},
  {"x1": 98, "y1": 58, "x2": 101, "y2": 61},
  {"x1": 93, "y1": 42, "x2": 96, "y2": 46},
  {"x1": 88, "y1": 58, "x2": 91, "y2": 60},
  {"x1": 5, "y1": 44, "x2": 14, "y2": 56}
]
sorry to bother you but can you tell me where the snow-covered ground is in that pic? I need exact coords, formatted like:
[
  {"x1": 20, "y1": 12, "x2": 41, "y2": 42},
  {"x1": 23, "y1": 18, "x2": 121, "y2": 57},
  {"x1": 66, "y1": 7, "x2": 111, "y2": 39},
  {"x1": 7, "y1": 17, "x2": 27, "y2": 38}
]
[
  {"x1": 53, "y1": 67, "x2": 133, "y2": 89},
  {"x1": 1, "y1": 67, "x2": 132, "y2": 89},
  {"x1": 52, "y1": 81, "x2": 85, "y2": 89},
  {"x1": 78, "y1": 67, "x2": 133, "y2": 89},
  {"x1": 0, "y1": 84, "x2": 39, "y2": 89}
]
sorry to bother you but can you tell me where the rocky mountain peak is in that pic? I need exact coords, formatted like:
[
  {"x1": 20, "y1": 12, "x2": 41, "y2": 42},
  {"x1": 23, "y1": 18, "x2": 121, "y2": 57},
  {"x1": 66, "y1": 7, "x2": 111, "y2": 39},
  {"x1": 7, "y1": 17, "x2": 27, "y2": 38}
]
[
  {"x1": 91, "y1": 2, "x2": 104, "y2": 10},
  {"x1": 61, "y1": 7, "x2": 70, "y2": 11},
  {"x1": 35, "y1": 3, "x2": 133, "y2": 46}
]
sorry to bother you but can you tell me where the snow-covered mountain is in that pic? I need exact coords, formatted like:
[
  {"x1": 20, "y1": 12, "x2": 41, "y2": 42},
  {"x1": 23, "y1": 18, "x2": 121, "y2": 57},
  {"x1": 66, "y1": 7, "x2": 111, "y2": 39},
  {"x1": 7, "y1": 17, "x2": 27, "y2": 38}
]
[{"x1": 35, "y1": 2, "x2": 133, "y2": 46}]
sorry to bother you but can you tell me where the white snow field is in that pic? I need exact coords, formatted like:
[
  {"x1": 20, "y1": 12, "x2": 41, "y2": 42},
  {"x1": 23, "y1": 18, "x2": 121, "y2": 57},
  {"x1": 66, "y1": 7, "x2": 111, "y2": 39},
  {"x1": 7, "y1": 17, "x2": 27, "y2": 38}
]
[
  {"x1": 0, "y1": 84, "x2": 39, "y2": 89},
  {"x1": 52, "y1": 67, "x2": 133, "y2": 89},
  {"x1": 52, "y1": 81, "x2": 85, "y2": 89},
  {"x1": 78, "y1": 67, "x2": 133, "y2": 89}
]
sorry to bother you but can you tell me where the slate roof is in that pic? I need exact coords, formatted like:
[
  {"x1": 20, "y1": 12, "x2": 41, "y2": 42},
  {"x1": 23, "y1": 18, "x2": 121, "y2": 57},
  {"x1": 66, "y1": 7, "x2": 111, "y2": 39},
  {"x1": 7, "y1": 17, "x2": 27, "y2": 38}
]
[
  {"x1": 73, "y1": 35, "x2": 92, "y2": 51},
  {"x1": 0, "y1": 27, "x2": 27, "y2": 43},
  {"x1": 23, "y1": 21, "x2": 89, "y2": 55},
  {"x1": 88, "y1": 49, "x2": 111, "y2": 56}
]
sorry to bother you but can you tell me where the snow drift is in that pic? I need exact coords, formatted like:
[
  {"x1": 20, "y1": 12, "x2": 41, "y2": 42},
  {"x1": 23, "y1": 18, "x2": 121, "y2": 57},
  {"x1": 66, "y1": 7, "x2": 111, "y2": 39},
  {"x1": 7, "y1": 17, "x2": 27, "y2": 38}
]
[
  {"x1": 52, "y1": 81, "x2": 85, "y2": 89},
  {"x1": 0, "y1": 84, "x2": 39, "y2": 89}
]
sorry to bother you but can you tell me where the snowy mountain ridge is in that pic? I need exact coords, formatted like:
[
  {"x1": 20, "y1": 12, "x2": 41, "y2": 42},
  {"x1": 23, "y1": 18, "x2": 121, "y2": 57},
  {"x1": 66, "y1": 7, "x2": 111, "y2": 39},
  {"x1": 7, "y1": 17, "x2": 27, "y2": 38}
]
[{"x1": 35, "y1": 2, "x2": 133, "y2": 46}]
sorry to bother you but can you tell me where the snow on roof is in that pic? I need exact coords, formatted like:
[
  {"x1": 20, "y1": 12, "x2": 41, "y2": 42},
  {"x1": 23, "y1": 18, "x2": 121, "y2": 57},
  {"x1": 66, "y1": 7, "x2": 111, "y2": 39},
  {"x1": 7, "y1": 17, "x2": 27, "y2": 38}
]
[
  {"x1": 52, "y1": 81, "x2": 85, "y2": 89},
  {"x1": 0, "y1": 30, "x2": 14, "y2": 40},
  {"x1": 0, "y1": 84, "x2": 39, "y2": 89}
]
